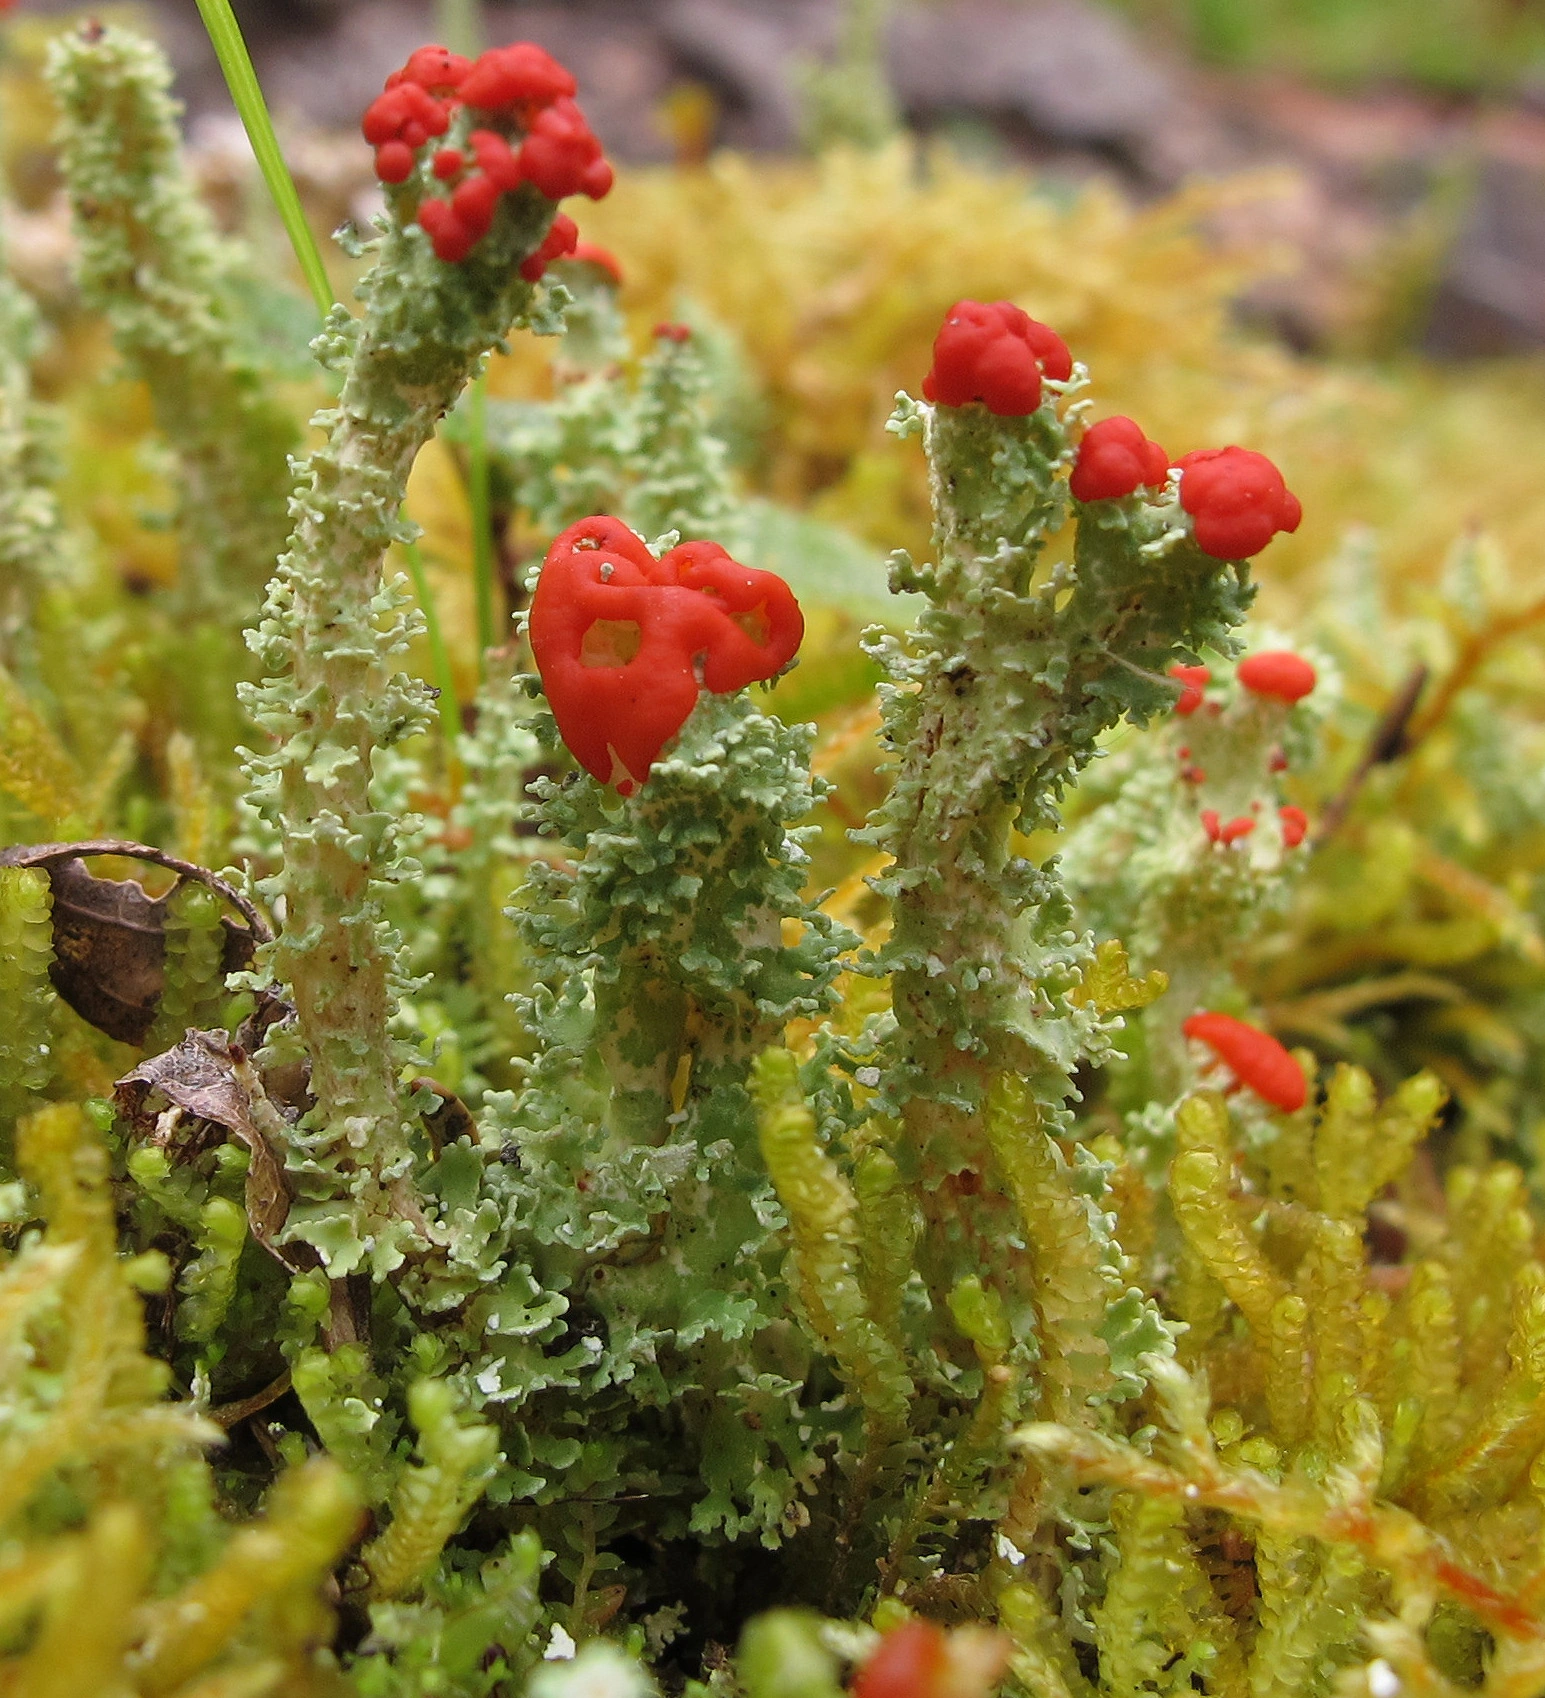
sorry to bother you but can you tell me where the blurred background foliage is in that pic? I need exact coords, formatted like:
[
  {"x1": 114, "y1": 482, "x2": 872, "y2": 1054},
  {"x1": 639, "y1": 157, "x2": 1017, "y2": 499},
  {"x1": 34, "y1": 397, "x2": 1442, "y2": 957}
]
[{"x1": 1114, "y1": 0, "x2": 1545, "y2": 90}]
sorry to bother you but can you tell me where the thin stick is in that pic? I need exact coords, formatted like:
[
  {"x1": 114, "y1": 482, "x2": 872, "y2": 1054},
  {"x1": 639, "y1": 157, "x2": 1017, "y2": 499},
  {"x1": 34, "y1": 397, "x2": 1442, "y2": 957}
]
[
  {"x1": 191, "y1": 0, "x2": 335, "y2": 318},
  {"x1": 1314, "y1": 665, "x2": 1426, "y2": 847}
]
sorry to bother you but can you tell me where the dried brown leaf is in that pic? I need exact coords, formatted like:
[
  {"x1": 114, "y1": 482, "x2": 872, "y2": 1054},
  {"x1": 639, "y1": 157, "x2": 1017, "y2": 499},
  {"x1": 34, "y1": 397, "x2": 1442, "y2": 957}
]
[{"x1": 0, "y1": 839, "x2": 269, "y2": 1044}]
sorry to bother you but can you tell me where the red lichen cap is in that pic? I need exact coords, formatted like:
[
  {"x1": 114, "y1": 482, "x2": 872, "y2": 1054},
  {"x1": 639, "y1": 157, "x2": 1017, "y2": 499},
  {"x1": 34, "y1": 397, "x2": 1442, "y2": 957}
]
[
  {"x1": 529, "y1": 516, "x2": 804, "y2": 795},
  {"x1": 1070, "y1": 416, "x2": 1169, "y2": 503},
  {"x1": 366, "y1": 41, "x2": 611, "y2": 263},
  {"x1": 1237, "y1": 650, "x2": 1317, "y2": 703},
  {"x1": 385, "y1": 45, "x2": 472, "y2": 95},
  {"x1": 362, "y1": 81, "x2": 454, "y2": 181},
  {"x1": 1168, "y1": 663, "x2": 1209, "y2": 717},
  {"x1": 1175, "y1": 447, "x2": 1302, "y2": 560},
  {"x1": 518, "y1": 212, "x2": 579, "y2": 281},
  {"x1": 921, "y1": 300, "x2": 1072, "y2": 417},
  {"x1": 457, "y1": 41, "x2": 577, "y2": 111},
  {"x1": 517, "y1": 98, "x2": 614, "y2": 201},
  {"x1": 564, "y1": 242, "x2": 623, "y2": 285},
  {"x1": 854, "y1": 1623, "x2": 949, "y2": 1698},
  {"x1": 1279, "y1": 804, "x2": 1309, "y2": 848},
  {"x1": 1182, "y1": 1011, "x2": 1307, "y2": 1112}
]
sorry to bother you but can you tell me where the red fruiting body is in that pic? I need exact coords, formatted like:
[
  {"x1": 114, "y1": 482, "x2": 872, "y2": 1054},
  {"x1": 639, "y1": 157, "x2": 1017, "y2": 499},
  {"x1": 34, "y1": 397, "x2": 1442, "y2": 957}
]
[
  {"x1": 922, "y1": 300, "x2": 1072, "y2": 417},
  {"x1": 386, "y1": 45, "x2": 472, "y2": 95},
  {"x1": 1182, "y1": 1011, "x2": 1307, "y2": 1112},
  {"x1": 519, "y1": 213, "x2": 579, "y2": 281},
  {"x1": 362, "y1": 81, "x2": 454, "y2": 180},
  {"x1": 1070, "y1": 415, "x2": 1170, "y2": 503},
  {"x1": 365, "y1": 40, "x2": 611, "y2": 263},
  {"x1": 362, "y1": 82, "x2": 450, "y2": 147},
  {"x1": 1201, "y1": 809, "x2": 1221, "y2": 843},
  {"x1": 566, "y1": 241, "x2": 623, "y2": 284},
  {"x1": 530, "y1": 516, "x2": 805, "y2": 795},
  {"x1": 853, "y1": 1622, "x2": 949, "y2": 1698},
  {"x1": 1169, "y1": 663, "x2": 1210, "y2": 717},
  {"x1": 655, "y1": 323, "x2": 692, "y2": 343},
  {"x1": 1279, "y1": 805, "x2": 1309, "y2": 848},
  {"x1": 518, "y1": 97, "x2": 614, "y2": 200},
  {"x1": 1175, "y1": 447, "x2": 1301, "y2": 560},
  {"x1": 417, "y1": 197, "x2": 474, "y2": 263},
  {"x1": 1237, "y1": 649, "x2": 1317, "y2": 703},
  {"x1": 453, "y1": 172, "x2": 502, "y2": 230},
  {"x1": 469, "y1": 129, "x2": 523, "y2": 188},
  {"x1": 458, "y1": 41, "x2": 577, "y2": 111},
  {"x1": 375, "y1": 140, "x2": 417, "y2": 184},
  {"x1": 1219, "y1": 816, "x2": 1255, "y2": 844}
]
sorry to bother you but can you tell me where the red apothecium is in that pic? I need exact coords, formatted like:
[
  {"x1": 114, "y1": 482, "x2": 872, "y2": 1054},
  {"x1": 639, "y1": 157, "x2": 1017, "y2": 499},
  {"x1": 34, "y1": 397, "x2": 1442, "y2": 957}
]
[{"x1": 529, "y1": 517, "x2": 804, "y2": 795}]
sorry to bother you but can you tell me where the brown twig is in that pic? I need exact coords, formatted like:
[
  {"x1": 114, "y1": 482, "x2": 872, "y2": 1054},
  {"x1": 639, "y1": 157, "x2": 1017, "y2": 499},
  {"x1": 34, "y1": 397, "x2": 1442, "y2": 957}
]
[
  {"x1": 0, "y1": 837, "x2": 272, "y2": 941},
  {"x1": 208, "y1": 1369, "x2": 293, "y2": 1430},
  {"x1": 1313, "y1": 666, "x2": 1427, "y2": 847}
]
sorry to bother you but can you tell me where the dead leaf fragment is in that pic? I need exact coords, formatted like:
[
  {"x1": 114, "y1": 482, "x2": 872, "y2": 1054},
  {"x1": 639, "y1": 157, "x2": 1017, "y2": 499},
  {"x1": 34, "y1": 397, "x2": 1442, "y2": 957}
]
[
  {"x1": 0, "y1": 839, "x2": 270, "y2": 1044},
  {"x1": 115, "y1": 1029, "x2": 306, "y2": 1269}
]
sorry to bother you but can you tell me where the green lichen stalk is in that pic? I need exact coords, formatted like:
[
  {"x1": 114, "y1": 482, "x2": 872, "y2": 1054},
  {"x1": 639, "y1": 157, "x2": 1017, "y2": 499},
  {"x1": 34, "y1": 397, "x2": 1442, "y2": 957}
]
[
  {"x1": 0, "y1": 865, "x2": 55, "y2": 1139},
  {"x1": 46, "y1": 24, "x2": 298, "y2": 618},
  {"x1": 623, "y1": 327, "x2": 741, "y2": 548},
  {"x1": 865, "y1": 382, "x2": 1252, "y2": 1408},
  {"x1": 239, "y1": 134, "x2": 568, "y2": 1271},
  {"x1": 498, "y1": 682, "x2": 847, "y2": 1548},
  {"x1": 0, "y1": 247, "x2": 66, "y2": 684}
]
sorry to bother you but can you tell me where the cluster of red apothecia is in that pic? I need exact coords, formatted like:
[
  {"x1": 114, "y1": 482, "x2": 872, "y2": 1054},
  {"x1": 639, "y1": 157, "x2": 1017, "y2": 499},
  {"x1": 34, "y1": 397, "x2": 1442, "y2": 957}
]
[
  {"x1": 361, "y1": 42, "x2": 614, "y2": 266},
  {"x1": 922, "y1": 300, "x2": 1302, "y2": 562},
  {"x1": 1167, "y1": 650, "x2": 1316, "y2": 852},
  {"x1": 528, "y1": 516, "x2": 805, "y2": 796}
]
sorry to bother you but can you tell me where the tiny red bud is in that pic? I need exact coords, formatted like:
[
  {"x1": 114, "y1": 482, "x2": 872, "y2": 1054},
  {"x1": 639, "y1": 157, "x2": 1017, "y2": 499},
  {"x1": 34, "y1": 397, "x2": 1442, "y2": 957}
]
[
  {"x1": 1070, "y1": 415, "x2": 1170, "y2": 503},
  {"x1": 1183, "y1": 1011, "x2": 1307, "y2": 1112},
  {"x1": 1238, "y1": 650, "x2": 1317, "y2": 704},
  {"x1": 1169, "y1": 663, "x2": 1209, "y2": 717},
  {"x1": 1279, "y1": 805, "x2": 1309, "y2": 847},
  {"x1": 374, "y1": 140, "x2": 416, "y2": 183},
  {"x1": 566, "y1": 241, "x2": 623, "y2": 284},
  {"x1": 854, "y1": 1623, "x2": 950, "y2": 1698},
  {"x1": 1174, "y1": 446, "x2": 1301, "y2": 560}
]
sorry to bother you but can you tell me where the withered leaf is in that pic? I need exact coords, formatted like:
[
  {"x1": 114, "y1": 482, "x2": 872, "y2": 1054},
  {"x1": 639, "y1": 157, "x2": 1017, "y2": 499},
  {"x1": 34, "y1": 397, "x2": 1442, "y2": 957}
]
[
  {"x1": 0, "y1": 839, "x2": 271, "y2": 1045},
  {"x1": 116, "y1": 1029, "x2": 309, "y2": 1270}
]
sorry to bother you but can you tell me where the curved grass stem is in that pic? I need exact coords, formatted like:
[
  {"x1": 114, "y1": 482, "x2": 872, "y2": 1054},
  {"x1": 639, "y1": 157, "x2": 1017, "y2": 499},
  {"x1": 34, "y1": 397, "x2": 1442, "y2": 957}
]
[{"x1": 191, "y1": 0, "x2": 334, "y2": 317}]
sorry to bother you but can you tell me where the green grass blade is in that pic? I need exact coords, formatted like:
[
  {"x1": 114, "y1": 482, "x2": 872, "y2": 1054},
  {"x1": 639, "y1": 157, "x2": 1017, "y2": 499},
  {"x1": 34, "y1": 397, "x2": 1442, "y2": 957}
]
[
  {"x1": 192, "y1": 0, "x2": 335, "y2": 318},
  {"x1": 402, "y1": 539, "x2": 464, "y2": 753},
  {"x1": 467, "y1": 373, "x2": 498, "y2": 669},
  {"x1": 435, "y1": 0, "x2": 484, "y2": 57}
]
